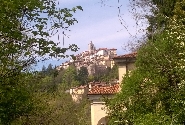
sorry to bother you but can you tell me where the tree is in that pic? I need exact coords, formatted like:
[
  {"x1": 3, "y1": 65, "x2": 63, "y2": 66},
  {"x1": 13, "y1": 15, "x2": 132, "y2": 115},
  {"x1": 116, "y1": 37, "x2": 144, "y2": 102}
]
[
  {"x1": 47, "y1": 63, "x2": 53, "y2": 72},
  {"x1": 0, "y1": 0, "x2": 82, "y2": 123},
  {"x1": 77, "y1": 66, "x2": 89, "y2": 85},
  {"x1": 0, "y1": 73, "x2": 34, "y2": 124},
  {"x1": 45, "y1": 63, "x2": 54, "y2": 75},
  {"x1": 106, "y1": 0, "x2": 185, "y2": 124},
  {"x1": 61, "y1": 65, "x2": 79, "y2": 88},
  {"x1": 130, "y1": 0, "x2": 177, "y2": 40},
  {"x1": 0, "y1": 0, "x2": 82, "y2": 71},
  {"x1": 11, "y1": 79, "x2": 91, "y2": 125},
  {"x1": 42, "y1": 65, "x2": 47, "y2": 72},
  {"x1": 96, "y1": 65, "x2": 118, "y2": 82},
  {"x1": 108, "y1": 65, "x2": 118, "y2": 81}
]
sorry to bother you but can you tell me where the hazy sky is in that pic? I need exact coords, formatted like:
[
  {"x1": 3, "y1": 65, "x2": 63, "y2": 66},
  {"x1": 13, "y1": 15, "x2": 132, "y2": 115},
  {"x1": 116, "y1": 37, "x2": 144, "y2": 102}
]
[{"x1": 36, "y1": 0, "x2": 146, "y2": 70}]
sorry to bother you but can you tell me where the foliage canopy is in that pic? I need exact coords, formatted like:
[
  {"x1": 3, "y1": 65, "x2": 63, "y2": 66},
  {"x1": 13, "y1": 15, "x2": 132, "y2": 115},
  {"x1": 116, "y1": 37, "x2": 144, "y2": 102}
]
[
  {"x1": 0, "y1": 0, "x2": 83, "y2": 124},
  {"x1": 107, "y1": 0, "x2": 185, "y2": 124}
]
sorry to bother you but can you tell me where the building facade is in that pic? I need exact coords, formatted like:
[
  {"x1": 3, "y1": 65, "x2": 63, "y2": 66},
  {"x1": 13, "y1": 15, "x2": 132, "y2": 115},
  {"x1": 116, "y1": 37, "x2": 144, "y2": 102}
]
[
  {"x1": 57, "y1": 41, "x2": 117, "y2": 75},
  {"x1": 87, "y1": 52, "x2": 137, "y2": 125}
]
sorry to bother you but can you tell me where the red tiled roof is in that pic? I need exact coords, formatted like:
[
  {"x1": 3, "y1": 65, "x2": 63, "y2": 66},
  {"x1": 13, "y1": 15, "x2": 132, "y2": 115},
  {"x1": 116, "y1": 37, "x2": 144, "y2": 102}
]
[
  {"x1": 113, "y1": 52, "x2": 137, "y2": 59},
  {"x1": 88, "y1": 83, "x2": 120, "y2": 95}
]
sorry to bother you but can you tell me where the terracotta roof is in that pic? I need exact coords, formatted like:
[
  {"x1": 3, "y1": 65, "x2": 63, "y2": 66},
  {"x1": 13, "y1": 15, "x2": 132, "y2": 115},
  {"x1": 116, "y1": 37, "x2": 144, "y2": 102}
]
[
  {"x1": 113, "y1": 52, "x2": 137, "y2": 59},
  {"x1": 88, "y1": 83, "x2": 120, "y2": 95}
]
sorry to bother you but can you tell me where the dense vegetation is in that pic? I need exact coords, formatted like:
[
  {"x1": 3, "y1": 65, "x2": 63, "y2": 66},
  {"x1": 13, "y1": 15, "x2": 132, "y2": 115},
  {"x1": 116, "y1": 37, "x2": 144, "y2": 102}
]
[
  {"x1": 106, "y1": 0, "x2": 185, "y2": 124},
  {"x1": 11, "y1": 66, "x2": 91, "y2": 124},
  {"x1": 0, "y1": 0, "x2": 92, "y2": 124},
  {"x1": 45, "y1": 63, "x2": 118, "y2": 88}
]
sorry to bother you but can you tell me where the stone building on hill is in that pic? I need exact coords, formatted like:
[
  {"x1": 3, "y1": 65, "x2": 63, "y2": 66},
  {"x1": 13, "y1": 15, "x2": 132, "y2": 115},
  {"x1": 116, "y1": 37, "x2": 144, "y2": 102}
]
[{"x1": 57, "y1": 41, "x2": 117, "y2": 75}]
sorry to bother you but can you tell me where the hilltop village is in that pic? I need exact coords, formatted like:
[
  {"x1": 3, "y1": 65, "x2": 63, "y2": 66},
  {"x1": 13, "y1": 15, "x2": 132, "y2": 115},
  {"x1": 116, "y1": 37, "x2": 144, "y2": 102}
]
[{"x1": 56, "y1": 41, "x2": 117, "y2": 75}]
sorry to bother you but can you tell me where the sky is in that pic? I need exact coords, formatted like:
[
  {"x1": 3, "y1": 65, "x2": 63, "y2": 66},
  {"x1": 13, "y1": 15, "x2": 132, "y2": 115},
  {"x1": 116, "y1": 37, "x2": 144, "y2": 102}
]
[{"x1": 36, "y1": 0, "x2": 146, "y2": 70}]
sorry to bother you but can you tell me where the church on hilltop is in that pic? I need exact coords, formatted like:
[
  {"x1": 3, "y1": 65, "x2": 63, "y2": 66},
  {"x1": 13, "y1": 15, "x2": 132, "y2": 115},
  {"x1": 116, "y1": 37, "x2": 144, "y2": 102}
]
[{"x1": 56, "y1": 41, "x2": 117, "y2": 75}]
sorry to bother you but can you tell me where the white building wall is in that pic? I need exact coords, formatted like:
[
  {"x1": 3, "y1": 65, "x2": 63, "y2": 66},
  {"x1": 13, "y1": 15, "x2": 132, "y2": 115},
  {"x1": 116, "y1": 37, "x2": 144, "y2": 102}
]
[
  {"x1": 96, "y1": 50, "x2": 105, "y2": 56},
  {"x1": 91, "y1": 101, "x2": 107, "y2": 125},
  {"x1": 118, "y1": 65, "x2": 127, "y2": 83}
]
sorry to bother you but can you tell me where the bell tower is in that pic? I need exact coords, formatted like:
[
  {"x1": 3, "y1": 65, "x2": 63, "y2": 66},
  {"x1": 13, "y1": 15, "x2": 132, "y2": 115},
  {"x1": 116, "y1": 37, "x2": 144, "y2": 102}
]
[{"x1": 88, "y1": 41, "x2": 95, "y2": 54}]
